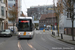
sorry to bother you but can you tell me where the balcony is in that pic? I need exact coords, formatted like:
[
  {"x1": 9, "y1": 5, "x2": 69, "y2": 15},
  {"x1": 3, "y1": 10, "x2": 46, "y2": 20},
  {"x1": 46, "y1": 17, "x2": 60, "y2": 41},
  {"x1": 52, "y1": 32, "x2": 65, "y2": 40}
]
[{"x1": 0, "y1": 16, "x2": 6, "y2": 20}]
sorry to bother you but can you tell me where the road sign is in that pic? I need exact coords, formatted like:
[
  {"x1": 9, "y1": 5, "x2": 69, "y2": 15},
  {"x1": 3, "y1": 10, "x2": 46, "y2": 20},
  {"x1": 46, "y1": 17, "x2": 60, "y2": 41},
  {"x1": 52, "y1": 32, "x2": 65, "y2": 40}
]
[{"x1": 44, "y1": 24, "x2": 46, "y2": 27}]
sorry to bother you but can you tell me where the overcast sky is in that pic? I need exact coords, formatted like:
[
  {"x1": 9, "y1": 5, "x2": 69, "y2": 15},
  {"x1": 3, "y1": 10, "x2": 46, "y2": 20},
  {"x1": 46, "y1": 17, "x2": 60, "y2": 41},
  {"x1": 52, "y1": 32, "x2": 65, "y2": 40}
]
[{"x1": 21, "y1": 0, "x2": 57, "y2": 15}]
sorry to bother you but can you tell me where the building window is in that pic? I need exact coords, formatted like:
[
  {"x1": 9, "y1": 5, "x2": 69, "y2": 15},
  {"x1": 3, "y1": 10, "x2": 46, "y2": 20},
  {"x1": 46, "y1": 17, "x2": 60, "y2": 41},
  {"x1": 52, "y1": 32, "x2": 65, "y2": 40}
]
[
  {"x1": 47, "y1": 21, "x2": 48, "y2": 23},
  {"x1": 1, "y1": 6, "x2": 4, "y2": 16},
  {"x1": 53, "y1": 20, "x2": 54, "y2": 23},
  {"x1": 49, "y1": 21, "x2": 51, "y2": 23},
  {"x1": 1, "y1": 0, "x2": 4, "y2": 3},
  {"x1": 67, "y1": 13, "x2": 71, "y2": 18},
  {"x1": 55, "y1": 20, "x2": 56, "y2": 22},
  {"x1": 43, "y1": 21, "x2": 44, "y2": 23}
]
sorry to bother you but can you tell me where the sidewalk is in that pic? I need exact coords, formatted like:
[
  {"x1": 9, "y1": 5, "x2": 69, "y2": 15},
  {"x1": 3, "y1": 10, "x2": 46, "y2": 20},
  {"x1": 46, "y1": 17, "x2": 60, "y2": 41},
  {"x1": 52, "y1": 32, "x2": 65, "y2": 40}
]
[{"x1": 49, "y1": 30, "x2": 75, "y2": 45}]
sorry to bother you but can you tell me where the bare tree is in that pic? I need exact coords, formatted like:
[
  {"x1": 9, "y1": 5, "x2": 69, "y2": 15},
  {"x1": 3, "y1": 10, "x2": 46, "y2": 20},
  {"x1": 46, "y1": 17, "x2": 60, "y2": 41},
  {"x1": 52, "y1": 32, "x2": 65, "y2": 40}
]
[
  {"x1": 54, "y1": 0, "x2": 63, "y2": 36},
  {"x1": 63, "y1": 0, "x2": 75, "y2": 41},
  {"x1": 8, "y1": 6, "x2": 17, "y2": 33},
  {"x1": 20, "y1": 11, "x2": 26, "y2": 17}
]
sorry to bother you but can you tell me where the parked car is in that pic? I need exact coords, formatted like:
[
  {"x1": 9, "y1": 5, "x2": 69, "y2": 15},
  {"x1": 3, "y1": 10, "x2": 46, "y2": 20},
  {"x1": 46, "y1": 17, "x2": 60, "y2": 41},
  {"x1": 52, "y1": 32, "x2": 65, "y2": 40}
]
[{"x1": 0, "y1": 29, "x2": 12, "y2": 37}]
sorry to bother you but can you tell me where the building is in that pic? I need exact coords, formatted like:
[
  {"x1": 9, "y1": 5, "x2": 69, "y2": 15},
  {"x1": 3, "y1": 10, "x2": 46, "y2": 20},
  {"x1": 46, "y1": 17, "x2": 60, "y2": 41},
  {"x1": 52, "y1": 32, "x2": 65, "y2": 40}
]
[
  {"x1": 57, "y1": 0, "x2": 75, "y2": 35},
  {"x1": 27, "y1": 5, "x2": 55, "y2": 28},
  {"x1": 39, "y1": 13, "x2": 56, "y2": 30},
  {"x1": 7, "y1": 0, "x2": 21, "y2": 29},
  {"x1": 4, "y1": 0, "x2": 8, "y2": 29},
  {"x1": 8, "y1": 0, "x2": 16, "y2": 24},
  {"x1": 27, "y1": 5, "x2": 55, "y2": 20},
  {"x1": 17, "y1": 0, "x2": 21, "y2": 17},
  {"x1": 0, "y1": 0, "x2": 6, "y2": 31}
]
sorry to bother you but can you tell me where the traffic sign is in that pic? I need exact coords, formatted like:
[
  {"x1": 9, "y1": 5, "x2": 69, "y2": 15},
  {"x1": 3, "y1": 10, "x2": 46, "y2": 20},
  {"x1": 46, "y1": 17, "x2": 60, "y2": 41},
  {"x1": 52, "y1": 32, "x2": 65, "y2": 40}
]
[{"x1": 44, "y1": 24, "x2": 46, "y2": 27}]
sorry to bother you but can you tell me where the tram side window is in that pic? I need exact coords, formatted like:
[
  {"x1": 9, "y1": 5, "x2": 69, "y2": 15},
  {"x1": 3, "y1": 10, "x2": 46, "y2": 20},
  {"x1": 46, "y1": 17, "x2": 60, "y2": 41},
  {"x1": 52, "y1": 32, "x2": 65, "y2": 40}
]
[{"x1": 32, "y1": 24, "x2": 35, "y2": 31}]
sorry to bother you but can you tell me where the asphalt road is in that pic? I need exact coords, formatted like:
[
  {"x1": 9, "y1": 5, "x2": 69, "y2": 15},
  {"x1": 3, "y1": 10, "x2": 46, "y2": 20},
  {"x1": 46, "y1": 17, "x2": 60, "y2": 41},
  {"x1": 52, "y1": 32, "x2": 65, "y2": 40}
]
[{"x1": 0, "y1": 30, "x2": 75, "y2": 50}]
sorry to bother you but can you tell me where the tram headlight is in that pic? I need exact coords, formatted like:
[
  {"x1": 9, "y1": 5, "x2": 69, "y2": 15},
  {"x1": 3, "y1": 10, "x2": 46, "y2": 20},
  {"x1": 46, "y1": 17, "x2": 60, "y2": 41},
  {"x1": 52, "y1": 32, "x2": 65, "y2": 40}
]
[
  {"x1": 19, "y1": 33, "x2": 21, "y2": 35},
  {"x1": 28, "y1": 33, "x2": 31, "y2": 35}
]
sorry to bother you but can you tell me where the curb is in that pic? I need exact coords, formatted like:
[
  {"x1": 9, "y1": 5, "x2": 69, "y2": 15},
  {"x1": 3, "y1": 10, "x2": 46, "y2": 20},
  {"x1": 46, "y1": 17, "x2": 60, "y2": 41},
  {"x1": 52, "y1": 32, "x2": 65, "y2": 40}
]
[
  {"x1": 58, "y1": 39, "x2": 75, "y2": 45},
  {"x1": 51, "y1": 35, "x2": 56, "y2": 38},
  {"x1": 51, "y1": 35, "x2": 75, "y2": 45}
]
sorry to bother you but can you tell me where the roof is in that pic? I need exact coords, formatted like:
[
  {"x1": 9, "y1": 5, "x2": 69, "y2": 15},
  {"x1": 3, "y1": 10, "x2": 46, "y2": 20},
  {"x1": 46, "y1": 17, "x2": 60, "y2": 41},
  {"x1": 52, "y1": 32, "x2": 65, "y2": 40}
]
[
  {"x1": 40, "y1": 13, "x2": 56, "y2": 20},
  {"x1": 18, "y1": 17, "x2": 32, "y2": 19},
  {"x1": 30, "y1": 5, "x2": 53, "y2": 8}
]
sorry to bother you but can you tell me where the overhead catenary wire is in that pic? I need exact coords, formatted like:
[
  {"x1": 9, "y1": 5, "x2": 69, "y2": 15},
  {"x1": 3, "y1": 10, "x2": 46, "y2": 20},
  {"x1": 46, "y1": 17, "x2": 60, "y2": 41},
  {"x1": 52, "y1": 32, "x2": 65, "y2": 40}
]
[
  {"x1": 23, "y1": 0, "x2": 27, "y2": 9},
  {"x1": 46, "y1": 0, "x2": 48, "y2": 5},
  {"x1": 22, "y1": 0, "x2": 27, "y2": 15}
]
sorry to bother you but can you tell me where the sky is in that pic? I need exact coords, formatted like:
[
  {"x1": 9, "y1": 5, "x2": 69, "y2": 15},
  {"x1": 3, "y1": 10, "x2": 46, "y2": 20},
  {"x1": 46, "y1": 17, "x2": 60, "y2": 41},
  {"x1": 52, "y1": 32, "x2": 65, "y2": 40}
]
[{"x1": 21, "y1": 0, "x2": 57, "y2": 15}]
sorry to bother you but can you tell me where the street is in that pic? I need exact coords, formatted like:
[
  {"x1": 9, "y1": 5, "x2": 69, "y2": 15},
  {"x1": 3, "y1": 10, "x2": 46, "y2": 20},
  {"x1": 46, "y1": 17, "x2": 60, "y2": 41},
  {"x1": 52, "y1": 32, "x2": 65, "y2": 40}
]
[{"x1": 0, "y1": 30, "x2": 75, "y2": 50}]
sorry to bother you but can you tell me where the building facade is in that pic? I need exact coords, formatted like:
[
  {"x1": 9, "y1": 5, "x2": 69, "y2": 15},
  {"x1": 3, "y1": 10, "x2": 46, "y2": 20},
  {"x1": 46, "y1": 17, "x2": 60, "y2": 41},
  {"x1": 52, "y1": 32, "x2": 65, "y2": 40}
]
[
  {"x1": 57, "y1": 0, "x2": 75, "y2": 35},
  {"x1": 39, "y1": 13, "x2": 56, "y2": 30},
  {"x1": 27, "y1": 5, "x2": 55, "y2": 28},
  {"x1": 7, "y1": 0, "x2": 21, "y2": 29},
  {"x1": 4, "y1": 0, "x2": 8, "y2": 29},
  {"x1": 17, "y1": 0, "x2": 21, "y2": 17},
  {"x1": 8, "y1": 0, "x2": 16, "y2": 23},
  {"x1": 27, "y1": 5, "x2": 55, "y2": 20},
  {"x1": 0, "y1": 0, "x2": 6, "y2": 31}
]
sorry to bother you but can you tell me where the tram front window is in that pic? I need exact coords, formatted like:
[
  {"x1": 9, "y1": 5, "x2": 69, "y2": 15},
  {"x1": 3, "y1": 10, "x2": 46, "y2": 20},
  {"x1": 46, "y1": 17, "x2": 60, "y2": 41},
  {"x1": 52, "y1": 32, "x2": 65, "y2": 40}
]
[{"x1": 18, "y1": 20, "x2": 32, "y2": 31}]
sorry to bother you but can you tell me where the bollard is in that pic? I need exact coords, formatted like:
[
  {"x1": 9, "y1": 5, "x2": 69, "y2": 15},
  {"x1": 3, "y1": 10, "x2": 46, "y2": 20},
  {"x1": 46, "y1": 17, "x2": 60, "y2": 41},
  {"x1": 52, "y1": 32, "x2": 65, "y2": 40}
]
[
  {"x1": 43, "y1": 29, "x2": 45, "y2": 32},
  {"x1": 52, "y1": 31, "x2": 55, "y2": 36},
  {"x1": 54, "y1": 32, "x2": 55, "y2": 36},
  {"x1": 52, "y1": 31, "x2": 53, "y2": 35},
  {"x1": 61, "y1": 34, "x2": 63, "y2": 39}
]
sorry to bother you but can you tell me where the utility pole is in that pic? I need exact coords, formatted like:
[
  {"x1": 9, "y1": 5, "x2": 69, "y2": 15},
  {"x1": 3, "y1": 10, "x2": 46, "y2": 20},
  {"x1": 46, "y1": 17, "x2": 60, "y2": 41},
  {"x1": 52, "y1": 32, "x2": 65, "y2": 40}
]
[
  {"x1": 52, "y1": 0, "x2": 54, "y2": 31},
  {"x1": 54, "y1": 0, "x2": 59, "y2": 37},
  {"x1": 51, "y1": 0, "x2": 55, "y2": 35}
]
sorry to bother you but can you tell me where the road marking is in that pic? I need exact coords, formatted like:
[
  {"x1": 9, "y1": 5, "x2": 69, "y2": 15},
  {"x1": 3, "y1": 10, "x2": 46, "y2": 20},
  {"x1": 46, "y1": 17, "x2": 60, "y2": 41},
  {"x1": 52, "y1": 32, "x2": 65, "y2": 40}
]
[
  {"x1": 35, "y1": 32, "x2": 50, "y2": 34},
  {"x1": 27, "y1": 43, "x2": 36, "y2": 50},
  {"x1": 43, "y1": 33, "x2": 45, "y2": 34},
  {"x1": 40, "y1": 33, "x2": 42, "y2": 34},
  {"x1": 36, "y1": 33, "x2": 38, "y2": 34},
  {"x1": 41, "y1": 37, "x2": 45, "y2": 41},
  {"x1": 18, "y1": 41, "x2": 23, "y2": 50}
]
